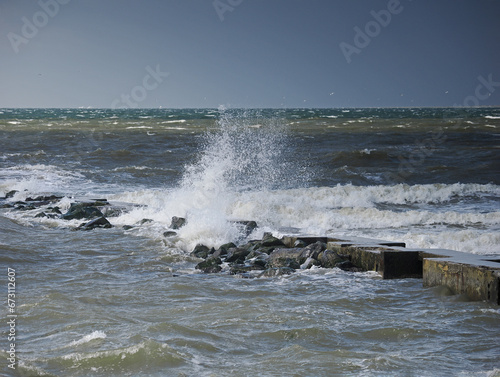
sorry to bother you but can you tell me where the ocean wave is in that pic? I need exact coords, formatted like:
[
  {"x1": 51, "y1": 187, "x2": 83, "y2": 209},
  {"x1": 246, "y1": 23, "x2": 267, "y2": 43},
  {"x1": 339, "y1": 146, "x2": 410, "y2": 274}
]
[
  {"x1": 103, "y1": 183, "x2": 500, "y2": 253},
  {"x1": 68, "y1": 330, "x2": 107, "y2": 347}
]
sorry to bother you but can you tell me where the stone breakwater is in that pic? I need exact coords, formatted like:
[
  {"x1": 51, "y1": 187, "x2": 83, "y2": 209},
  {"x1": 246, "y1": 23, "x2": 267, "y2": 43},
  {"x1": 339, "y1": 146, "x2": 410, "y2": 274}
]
[{"x1": 2, "y1": 193, "x2": 500, "y2": 305}]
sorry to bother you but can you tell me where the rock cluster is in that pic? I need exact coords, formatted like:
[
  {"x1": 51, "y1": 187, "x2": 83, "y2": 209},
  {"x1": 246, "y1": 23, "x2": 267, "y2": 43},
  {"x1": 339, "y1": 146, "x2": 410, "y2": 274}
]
[
  {"x1": 1, "y1": 192, "x2": 114, "y2": 231},
  {"x1": 192, "y1": 233, "x2": 361, "y2": 278},
  {"x1": 1, "y1": 192, "x2": 362, "y2": 277}
]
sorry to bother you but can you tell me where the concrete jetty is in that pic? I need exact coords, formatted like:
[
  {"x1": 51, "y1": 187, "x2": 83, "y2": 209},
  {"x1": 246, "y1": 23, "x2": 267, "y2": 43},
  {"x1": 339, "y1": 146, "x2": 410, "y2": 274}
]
[{"x1": 282, "y1": 235, "x2": 500, "y2": 304}]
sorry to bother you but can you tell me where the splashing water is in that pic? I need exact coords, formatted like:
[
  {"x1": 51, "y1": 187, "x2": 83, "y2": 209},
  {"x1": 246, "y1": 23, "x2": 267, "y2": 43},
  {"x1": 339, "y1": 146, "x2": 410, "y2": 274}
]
[{"x1": 159, "y1": 109, "x2": 307, "y2": 251}]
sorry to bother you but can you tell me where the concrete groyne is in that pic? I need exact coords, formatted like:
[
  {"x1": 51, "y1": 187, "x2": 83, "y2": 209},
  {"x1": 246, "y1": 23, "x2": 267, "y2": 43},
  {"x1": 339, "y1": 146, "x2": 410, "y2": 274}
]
[{"x1": 283, "y1": 235, "x2": 500, "y2": 305}]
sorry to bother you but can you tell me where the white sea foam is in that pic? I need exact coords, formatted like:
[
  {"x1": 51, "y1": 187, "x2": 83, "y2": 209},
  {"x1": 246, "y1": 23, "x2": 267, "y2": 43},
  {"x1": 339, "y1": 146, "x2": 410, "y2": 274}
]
[
  {"x1": 161, "y1": 119, "x2": 187, "y2": 124},
  {"x1": 110, "y1": 182, "x2": 500, "y2": 254},
  {"x1": 68, "y1": 330, "x2": 107, "y2": 346}
]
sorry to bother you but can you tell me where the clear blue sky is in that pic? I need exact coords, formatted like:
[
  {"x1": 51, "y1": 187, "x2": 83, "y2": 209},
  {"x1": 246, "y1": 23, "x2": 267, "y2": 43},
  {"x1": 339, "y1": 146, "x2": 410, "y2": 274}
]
[{"x1": 1, "y1": 0, "x2": 499, "y2": 108}]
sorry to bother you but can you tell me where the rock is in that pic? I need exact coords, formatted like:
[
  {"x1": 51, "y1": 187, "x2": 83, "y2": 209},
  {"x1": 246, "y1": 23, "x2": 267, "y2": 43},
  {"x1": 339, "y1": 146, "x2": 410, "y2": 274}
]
[
  {"x1": 196, "y1": 257, "x2": 222, "y2": 273},
  {"x1": 139, "y1": 218, "x2": 153, "y2": 225},
  {"x1": 77, "y1": 216, "x2": 112, "y2": 230},
  {"x1": 218, "y1": 242, "x2": 237, "y2": 253},
  {"x1": 229, "y1": 264, "x2": 265, "y2": 275},
  {"x1": 303, "y1": 241, "x2": 327, "y2": 259},
  {"x1": 225, "y1": 247, "x2": 251, "y2": 263},
  {"x1": 170, "y1": 216, "x2": 186, "y2": 229},
  {"x1": 49, "y1": 206, "x2": 62, "y2": 214},
  {"x1": 261, "y1": 233, "x2": 286, "y2": 247},
  {"x1": 246, "y1": 252, "x2": 269, "y2": 268},
  {"x1": 259, "y1": 267, "x2": 295, "y2": 277},
  {"x1": 163, "y1": 230, "x2": 177, "y2": 237},
  {"x1": 335, "y1": 260, "x2": 362, "y2": 272},
  {"x1": 5, "y1": 190, "x2": 18, "y2": 199},
  {"x1": 233, "y1": 220, "x2": 258, "y2": 236},
  {"x1": 25, "y1": 195, "x2": 63, "y2": 204},
  {"x1": 300, "y1": 257, "x2": 318, "y2": 269},
  {"x1": 123, "y1": 225, "x2": 134, "y2": 230},
  {"x1": 211, "y1": 242, "x2": 236, "y2": 258},
  {"x1": 294, "y1": 239, "x2": 307, "y2": 248},
  {"x1": 14, "y1": 202, "x2": 35, "y2": 211},
  {"x1": 191, "y1": 244, "x2": 212, "y2": 259},
  {"x1": 317, "y1": 249, "x2": 346, "y2": 268},
  {"x1": 61, "y1": 203, "x2": 104, "y2": 220},
  {"x1": 268, "y1": 248, "x2": 308, "y2": 269}
]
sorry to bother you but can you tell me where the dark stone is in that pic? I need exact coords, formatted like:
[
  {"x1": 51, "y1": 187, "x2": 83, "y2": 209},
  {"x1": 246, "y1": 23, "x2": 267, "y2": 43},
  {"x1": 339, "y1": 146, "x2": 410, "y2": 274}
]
[
  {"x1": 261, "y1": 233, "x2": 285, "y2": 247},
  {"x1": 35, "y1": 212, "x2": 47, "y2": 218},
  {"x1": 163, "y1": 231, "x2": 177, "y2": 237},
  {"x1": 230, "y1": 264, "x2": 265, "y2": 275},
  {"x1": 234, "y1": 220, "x2": 258, "y2": 236},
  {"x1": 61, "y1": 203, "x2": 104, "y2": 220},
  {"x1": 303, "y1": 241, "x2": 327, "y2": 260},
  {"x1": 259, "y1": 267, "x2": 295, "y2": 277},
  {"x1": 123, "y1": 225, "x2": 134, "y2": 230},
  {"x1": 25, "y1": 195, "x2": 63, "y2": 203},
  {"x1": 170, "y1": 216, "x2": 186, "y2": 229},
  {"x1": 268, "y1": 248, "x2": 308, "y2": 269},
  {"x1": 49, "y1": 206, "x2": 62, "y2": 214},
  {"x1": 219, "y1": 242, "x2": 237, "y2": 253},
  {"x1": 191, "y1": 244, "x2": 211, "y2": 259},
  {"x1": 5, "y1": 190, "x2": 18, "y2": 199},
  {"x1": 294, "y1": 239, "x2": 307, "y2": 248},
  {"x1": 196, "y1": 257, "x2": 222, "y2": 273},
  {"x1": 317, "y1": 249, "x2": 346, "y2": 268},
  {"x1": 211, "y1": 242, "x2": 236, "y2": 258},
  {"x1": 77, "y1": 216, "x2": 112, "y2": 230},
  {"x1": 246, "y1": 252, "x2": 269, "y2": 268},
  {"x1": 15, "y1": 203, "x2": 35, "y2": 211},
  {"x1": 139, "y1": 218, "x2": 153, "y2": 225},
  {"x1": 256, "y1": 246, "x2": 280, "y2": 255},
  {"x1": 226, "y1": 247, "x2": 251, "y2": 263},
  {"x1": 335, "y1": 260, "x2": 361, "y2": 272}
]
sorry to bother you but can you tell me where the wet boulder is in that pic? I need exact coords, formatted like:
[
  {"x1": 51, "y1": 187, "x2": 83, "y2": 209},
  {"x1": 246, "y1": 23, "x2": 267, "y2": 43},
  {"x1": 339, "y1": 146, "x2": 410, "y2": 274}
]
[
  {"x1": 261, "y1": 233, "x2": 286, "y2": 247},
  {"x1": 225, "y1": 247, "x2": 251, "y2": 263},
  {"x1": 211, "y1": 242, "x2": 237, "y2": 258},
  {"x1": 268, "y1": 248, "x2": 311, "y2": 269},
  {"x1": 170, "y1": 216, "x2": 186, "y2": 230},
  {"x1": 191, "y1": 244, "x2": 212, "y2": 259},
  {"x1": 61, "y1": 203, "x2": 104, "y2": 220},
  {"x1": 233, "y1": 220, "x2": 258, "y2": 236},
  {"x1": 77, "y1": 216, "x2": 112, "y2": 230},
  {"x1": 316, "y1": 249, "x2": 347, "y2": 268},
  {"x1": 196, "y1": 257, "x2": 222, "y2": 273}
]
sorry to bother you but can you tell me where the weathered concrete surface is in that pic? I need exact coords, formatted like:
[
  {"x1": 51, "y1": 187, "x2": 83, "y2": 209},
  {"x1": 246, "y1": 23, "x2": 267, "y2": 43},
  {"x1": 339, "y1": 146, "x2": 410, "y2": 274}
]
[
  {"x1": 422, "y1": 253, "x2": 500, "y2": 305},
  {"x1": 320, "y1": 235, "x2": 500, "y2": 304}
]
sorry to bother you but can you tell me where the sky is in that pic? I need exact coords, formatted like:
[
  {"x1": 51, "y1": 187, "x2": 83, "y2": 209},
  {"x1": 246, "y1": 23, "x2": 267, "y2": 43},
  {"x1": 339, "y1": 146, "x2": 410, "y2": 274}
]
[{"x1": 1, "y1": 0, "x2": 499, "y2": 108}]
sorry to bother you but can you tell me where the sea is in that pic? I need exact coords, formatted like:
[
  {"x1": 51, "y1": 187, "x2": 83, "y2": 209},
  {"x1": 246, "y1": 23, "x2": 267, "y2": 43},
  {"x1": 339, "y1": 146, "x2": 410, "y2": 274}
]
[{"x1": 0, "y1": 107, "x2": 499, "y2": 377}]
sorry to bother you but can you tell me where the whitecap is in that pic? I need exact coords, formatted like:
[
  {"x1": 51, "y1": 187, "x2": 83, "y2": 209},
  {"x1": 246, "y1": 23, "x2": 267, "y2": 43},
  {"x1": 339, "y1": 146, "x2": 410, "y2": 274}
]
[{"x1": 68, "y1": 330, "x2": 106, "y2": 347}]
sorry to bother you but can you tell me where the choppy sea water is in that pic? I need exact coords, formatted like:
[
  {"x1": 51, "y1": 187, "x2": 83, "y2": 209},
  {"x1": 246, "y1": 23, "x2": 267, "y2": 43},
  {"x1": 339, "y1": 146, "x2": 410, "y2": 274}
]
[{"x1": 1, "y1": 108, "x2": 499, "y2": 376}]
